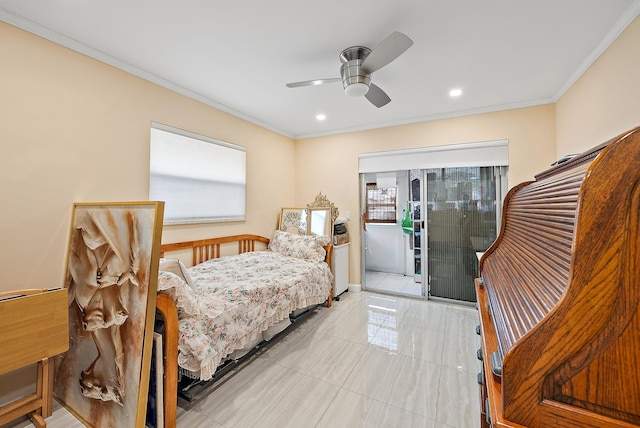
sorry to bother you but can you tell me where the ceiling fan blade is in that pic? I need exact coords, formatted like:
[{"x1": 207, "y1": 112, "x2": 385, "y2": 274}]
[
  {"x1": 365, "y1": 83, "x2": 391, "y2": 108},
  {"x1": 361, "y1": 31, "x2": 413, "y2": 74},
  {"x1": 286, "y1": 78, "x2": 341, "y2": 88}
]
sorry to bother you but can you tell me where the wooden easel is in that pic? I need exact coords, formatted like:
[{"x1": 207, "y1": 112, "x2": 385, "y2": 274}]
[{"x1": 0, "y1": 288, "x2": 68, "y2": 428}]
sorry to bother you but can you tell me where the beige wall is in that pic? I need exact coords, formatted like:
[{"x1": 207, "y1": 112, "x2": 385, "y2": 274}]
[
  {"x1": 556, "y1": 15, "x2": 640, "y2": 155},
  {"x1": 295, "y1": 105, "x2": 557, "y2": 285},
  {"x1": 0, "y1": 20, "x2": 296, "y2": 295}
]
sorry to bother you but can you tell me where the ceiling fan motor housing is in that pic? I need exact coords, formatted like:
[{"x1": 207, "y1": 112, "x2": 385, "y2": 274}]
[
  {"x1": 286, "y1": 32, "x2": 412, "y2": 107},
  {"x1": 340, "y1": 46, "x2": 371, "y2": 97}
]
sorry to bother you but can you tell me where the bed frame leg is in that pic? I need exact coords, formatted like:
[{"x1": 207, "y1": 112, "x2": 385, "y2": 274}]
[{"x1": 156, "y1": 294, "x2": 178, "y2": 428}]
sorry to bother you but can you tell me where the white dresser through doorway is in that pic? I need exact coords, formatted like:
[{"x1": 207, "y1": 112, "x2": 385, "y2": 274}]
[{"x1": 332, "y1": 243, "x2": 350, "y2": 299}]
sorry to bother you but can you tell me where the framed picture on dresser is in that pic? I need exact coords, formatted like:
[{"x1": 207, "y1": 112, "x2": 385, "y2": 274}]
[
  {"x1": 279, "y1": 207, "x2": 307, "y2": 235},
  {"x1": 54, "y1": 201, "x2": 164, "y2": 428}
]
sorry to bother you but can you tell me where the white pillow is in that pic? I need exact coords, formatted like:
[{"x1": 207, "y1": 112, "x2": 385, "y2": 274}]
[
  {"x1": 157, "y1": 271, "x2": 201, "y2": 316},
  {"x1": 159, "y1": 258, "x2": 195, "y2": 288}
]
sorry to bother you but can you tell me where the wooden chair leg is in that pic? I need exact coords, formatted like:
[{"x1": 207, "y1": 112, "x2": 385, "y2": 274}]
[
  {"x1": 26, "y1": 358, "x2": 49, "y2": 428},
  {"x1": 28, "y1": 412, "x2": 46, "y2": 428},
  {"x1": 41, "y1": 358, "x2": 54, "y2": 417}
]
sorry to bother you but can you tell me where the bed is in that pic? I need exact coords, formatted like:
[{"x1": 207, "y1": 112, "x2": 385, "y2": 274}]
[{"x1": 154, "y1": 232, "x2": 334, "y2": 427}]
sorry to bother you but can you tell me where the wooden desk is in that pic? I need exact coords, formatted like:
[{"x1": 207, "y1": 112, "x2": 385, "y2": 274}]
[{"x1": 476, "y1": 127, "x2": 640, "y2": 427}]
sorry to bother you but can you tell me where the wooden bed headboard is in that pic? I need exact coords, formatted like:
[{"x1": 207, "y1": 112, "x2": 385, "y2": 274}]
[
  {"x1": 160, "y1": 234, "x2": 271, "y2": 265},
  {"x1": 160, "y1": 233, "x2": 333, "y2": 269}
]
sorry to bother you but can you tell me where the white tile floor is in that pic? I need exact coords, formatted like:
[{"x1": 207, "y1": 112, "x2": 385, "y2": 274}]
[
  {"x1": 365, "y1": 270, "x2": 424, "y2": 297},
  {"x1": 10, "y1": 290, "x2": 481, "y2": 428}
]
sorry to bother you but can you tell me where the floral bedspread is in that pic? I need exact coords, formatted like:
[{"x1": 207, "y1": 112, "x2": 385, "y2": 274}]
[{"x1": 158, "y1": 250, "x2": 333, "y2": 380}]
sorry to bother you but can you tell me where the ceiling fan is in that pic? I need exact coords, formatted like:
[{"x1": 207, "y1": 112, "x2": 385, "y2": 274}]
[{"x1": 286, "y1": 31, "x2": 413, "y2": 108}]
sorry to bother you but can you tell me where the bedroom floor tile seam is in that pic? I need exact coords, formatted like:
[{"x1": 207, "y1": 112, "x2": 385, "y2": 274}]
[{"x1": 265, "y1": 312, "x2": 395, "y2": 427}]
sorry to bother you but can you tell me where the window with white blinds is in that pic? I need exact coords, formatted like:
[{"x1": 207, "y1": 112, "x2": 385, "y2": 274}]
[
  {"x1": 365, "y1": 183, "x2": 397, "y2": 223},
  {"x1": 149, "y1": 122, "x2": 246, "y2": 224}
]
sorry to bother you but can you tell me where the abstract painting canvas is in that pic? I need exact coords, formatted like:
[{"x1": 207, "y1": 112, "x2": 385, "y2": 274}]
[{"x1": 55, "y1": 201, "x2": 164, "y2": 428}]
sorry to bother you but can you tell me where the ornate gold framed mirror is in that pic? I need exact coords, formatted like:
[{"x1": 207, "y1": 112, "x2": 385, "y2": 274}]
[{"x1": 307, "y1": 193, "x2": 339, "y2": 240}]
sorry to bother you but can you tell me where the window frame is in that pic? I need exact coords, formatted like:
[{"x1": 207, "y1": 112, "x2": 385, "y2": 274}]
[{"x1": 365, "y1": 182, "x2": 398, "y2": 224}]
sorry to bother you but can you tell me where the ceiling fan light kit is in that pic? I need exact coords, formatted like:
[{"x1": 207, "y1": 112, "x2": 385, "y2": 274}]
[
  {"x1": 344, "y1": 80, "x2": 370, "y2": 97},
  {"x1": 286, "y1": 31, "x2": 413, "y2": 108},
  {"x1": 340, "y1": 50, "x2": 372, "y2": 97}
]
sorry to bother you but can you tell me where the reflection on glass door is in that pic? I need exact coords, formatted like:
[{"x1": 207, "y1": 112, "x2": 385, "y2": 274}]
[
  {"x1": 409, "y1": 171, "x2": 422, "y2": 284},
  {"x1": 425, "y1": 167, "x2": 502, "y2": 302}
]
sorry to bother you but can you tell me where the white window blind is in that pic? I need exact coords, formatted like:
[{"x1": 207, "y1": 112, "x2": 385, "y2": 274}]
[{"x1": 149, "y1": 122, "x2": 246, "y2": 224}]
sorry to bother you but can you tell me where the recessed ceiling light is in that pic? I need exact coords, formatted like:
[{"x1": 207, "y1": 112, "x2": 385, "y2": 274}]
[
  {"x1": 316, "y1": 114, "x2": 326, "y2": 121},
  {"x1": 450, "y1": 88, "x2": 463, "y2": 97}
]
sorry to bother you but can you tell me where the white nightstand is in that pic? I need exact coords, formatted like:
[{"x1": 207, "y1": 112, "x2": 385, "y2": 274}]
[{"x1": 332, "y1": 243, "x2": 350, "y2": 299}]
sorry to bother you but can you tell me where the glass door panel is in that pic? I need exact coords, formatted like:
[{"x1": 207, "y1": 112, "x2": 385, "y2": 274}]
[{"x1": 425, "y1": 167, "x2": 500, "y2": 302}]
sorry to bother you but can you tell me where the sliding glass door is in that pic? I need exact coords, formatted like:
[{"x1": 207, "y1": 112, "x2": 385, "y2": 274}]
[
  {"x1": 358, "y1": 140, "x2": 508, "y2": 302},
  {"x1": 424, "y1": 166, "x2": 504, "y2": 302}
]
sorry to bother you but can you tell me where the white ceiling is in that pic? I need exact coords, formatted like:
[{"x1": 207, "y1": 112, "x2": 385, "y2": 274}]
[{"x1": 1, "y1": 1, "x2": 639, "y2": 139}]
